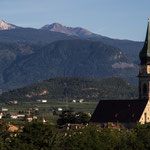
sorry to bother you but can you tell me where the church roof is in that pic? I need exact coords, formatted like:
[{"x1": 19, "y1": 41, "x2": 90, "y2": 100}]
[
  {"x1": 90, "y1": 99, "x2": 148, "y2": 123},
  {"x1": 140, "y1": 19, "x2": 150, "y2": 63}
]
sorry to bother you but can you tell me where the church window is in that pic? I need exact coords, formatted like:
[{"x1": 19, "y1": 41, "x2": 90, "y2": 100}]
[
  {"x1": 147, "y1": 65, "x2": 150, "y2": 74},
  {"x1": 143, "y1": 84, "x2": 147, "y2": 96}
]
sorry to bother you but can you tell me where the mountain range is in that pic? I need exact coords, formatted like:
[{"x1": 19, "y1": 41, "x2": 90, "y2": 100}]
[
  {"x1": 0, "y1": 19, "x2": 143, "y2": 62},
  {"x1": 0, "y1": 19, "x2": 144, "y2": 91}
]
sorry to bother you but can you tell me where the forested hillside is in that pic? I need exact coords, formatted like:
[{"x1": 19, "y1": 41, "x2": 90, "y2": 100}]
[
  {"x1": 1, "y1": 39, "x2": 138, "y2": 91},
  {"x1": 0, "y1": 77, "x2": 138, "y2": 102}
]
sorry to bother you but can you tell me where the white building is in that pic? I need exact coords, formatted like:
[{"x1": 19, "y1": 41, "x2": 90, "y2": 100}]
[
  {"x1": 17, "y1": 114, "x2": 25, "y2": 118},
  {"x1": 1, "y1": 108, "x2": 8, "y2": 112},
  {"x1": 72, "y1": 100, "x2": 76, "y2": 103},
  {"x1": 42, "y1": 99, "x2": 47, "y2": 103},
  {"x1": 79, "y1": 99, "x2": 84, "y2": 103},
  {"x1": 11, "y1": 115, "x2": 18, "y2": 119},
  {"x1": 58, "y1": 107, "x2": 63, "y2": 111},
  {"x1": 0, "y1": 113, "x2": 3, "y2": 119}
]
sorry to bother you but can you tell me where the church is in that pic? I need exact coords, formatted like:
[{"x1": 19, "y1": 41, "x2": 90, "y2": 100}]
[{"x1": 90, "y1": 20, "x2": 150, "y2": 125}]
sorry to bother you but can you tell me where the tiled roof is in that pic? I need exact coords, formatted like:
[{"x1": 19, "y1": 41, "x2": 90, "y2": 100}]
[{"x1": 90, "y1": 99, "x2": 148, "y2": 123}]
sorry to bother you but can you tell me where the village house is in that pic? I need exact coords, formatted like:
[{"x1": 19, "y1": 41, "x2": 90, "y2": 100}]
[
  {"x1": 25, "y1": 115, "x2": 38, "y2": 122},
  {"x1": 11, "y1": 115, "x2": 18, "y2": 119},
  {"x1": 42, "y1": 118, "x2": 46, "y2": 123},
  {"x1": 8, "y1": 124, "x2": 19, "y2": 132},
  {"x1": 58, "y1": 107, "x2": 63, "y2": 111},
  {"x1": 9, "y1": 100, "x2": 18, "y2": 104},
  {"x1": 72, "y1": 100, "x2": 76, "y2": 103},
  {"x1": 42, "y1": 99, "x2": 47, "y2": 103},
  {"x1": 33, "y1": 107, "x2": 39, "y2": 111},
  {"x1": 29, "y1": 107, "x2": 39, "y2": 111},
  {"x1": 36, "y1": 99, "x2": 41, "y2": 102},
  {"x1": 1, "y1": 108, "x2": 8, "y2": 112},
  {"x1": 79, "y1": 99, "x2": 84, "y2": 103},
  {"x1": 0, "y1": 113, "x2": 3, "y2": 119},
  {"x1": 17, "y1": 114, "x2": 25, "y2": 119},
  {"x1": 61, "y1": 123, "x2": 85, "y2": 131},
  {"x1": 90, "y1": 20, "x2": 150, "y2": 126}
]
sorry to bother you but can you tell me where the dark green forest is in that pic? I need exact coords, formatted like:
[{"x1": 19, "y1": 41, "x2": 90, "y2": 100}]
[
  {"x1": 0, "y1": 119, "x2": 150, "y2": 150},
  {"x1": 0, "y1": 77, "x2": 138, "y2": 102}
]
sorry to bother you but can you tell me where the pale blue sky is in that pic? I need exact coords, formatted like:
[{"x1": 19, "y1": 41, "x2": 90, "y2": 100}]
[{"x1": 0, "y1": 0, "x2": 150, "y2": 41}]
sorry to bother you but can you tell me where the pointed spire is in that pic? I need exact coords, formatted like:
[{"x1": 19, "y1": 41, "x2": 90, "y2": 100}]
[
  {"x1": 139, "y1": 18, "x2": 150, "y2": 64},
  {"x1": 146, "y1": 18, "x2": 150, "y2": 56}
]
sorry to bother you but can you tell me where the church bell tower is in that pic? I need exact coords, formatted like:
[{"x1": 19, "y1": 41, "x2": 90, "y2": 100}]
[{"x1": 139, "y1": 18, "x2": 150, "y2": 100}]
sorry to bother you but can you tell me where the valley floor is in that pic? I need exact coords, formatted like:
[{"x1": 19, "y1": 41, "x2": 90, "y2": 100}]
[{"x1": 0, "y1": 101, "x2": 98, "y2": 123}]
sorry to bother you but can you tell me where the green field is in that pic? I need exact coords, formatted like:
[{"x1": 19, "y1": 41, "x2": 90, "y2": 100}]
[{"x1": 0, "y1": 101, "x2": 98, "y2": 123}]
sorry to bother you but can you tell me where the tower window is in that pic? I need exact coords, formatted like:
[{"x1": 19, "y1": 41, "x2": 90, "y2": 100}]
[
  {"x1": 143, "y1": 84, "x2": 147, "y2": 96},
  {"x1": 147, "y1": 65, "x2": 150, "y2": 74}
]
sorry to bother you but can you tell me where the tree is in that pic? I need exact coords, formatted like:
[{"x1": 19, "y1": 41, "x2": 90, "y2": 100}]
[
  {"x1": 10, "y1": 120, "x2": 60, "y2": 150},
  {"x1": 57, "y1": 111, "x2": 90, "y2": 126}
]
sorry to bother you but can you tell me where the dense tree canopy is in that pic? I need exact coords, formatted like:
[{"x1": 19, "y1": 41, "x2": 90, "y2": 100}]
[
  {"x1": 57, "y1": 110, "x2": 90, "y2": 126},
  {"x1": 0, "y1": 77, "x2": 138, "y2": 102},
  {"x1": 1, "y1": 119, "x2": 150, "y2": 149}
]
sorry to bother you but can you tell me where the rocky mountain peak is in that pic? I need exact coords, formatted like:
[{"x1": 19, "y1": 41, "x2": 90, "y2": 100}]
[
  {"x1": 41, "y1": 22, "x2": 94, "y2": 37},
  {"x1": 0, "y1": 19, "x2": 16, "y2": 30}
]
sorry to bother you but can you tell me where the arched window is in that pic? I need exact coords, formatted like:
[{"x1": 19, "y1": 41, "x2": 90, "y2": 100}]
[{"x1": 143, "y1": 84, "x2": 147, "y2": 96}]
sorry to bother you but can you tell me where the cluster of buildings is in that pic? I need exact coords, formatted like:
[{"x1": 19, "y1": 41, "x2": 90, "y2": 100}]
[{"x1": 0, "y1": 106, "x2": 40, "y2": 122}]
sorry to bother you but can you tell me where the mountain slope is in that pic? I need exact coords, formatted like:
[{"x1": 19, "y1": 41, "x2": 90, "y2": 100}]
[
  {"x1": 89, "y1": 36, "x2": 143, "y2": 64},
  {"x1": 41, "y1": 22, "x2": 143, "y2": 64},
  {"x1": 0, "y1": 77, "x2": 138, "y2": 102},
  {"x1": 0, "y1": 42, "x2": 44, "y2": 86},
  {"x1": 0, "y1": 27, "x2": 77, "y2": 43},
  {"x1": 1, "y1": 39, "x2": 138, "y2": 91}
]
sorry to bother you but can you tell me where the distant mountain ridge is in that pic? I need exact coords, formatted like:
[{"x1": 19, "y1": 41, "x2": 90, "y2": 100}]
[
  {"x1": 41, "y1": 23, "x2": 96, "y2": 37},
  {"x1": 0, "y1": 19, "x2": 143, "y2": 64}
]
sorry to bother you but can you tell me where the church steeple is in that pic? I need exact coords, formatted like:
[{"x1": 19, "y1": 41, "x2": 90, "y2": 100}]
[
  {"x1": 139, "y1": 18, "x2": 150, "y2": 100},
  {"x1": 140, "y1": 18, "x2": 150, "y2": 64}
]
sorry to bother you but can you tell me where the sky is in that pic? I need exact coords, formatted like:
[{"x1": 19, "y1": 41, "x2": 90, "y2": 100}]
[{"x1": 0, "y1": 0, "x2": 150, "y2": 41}]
